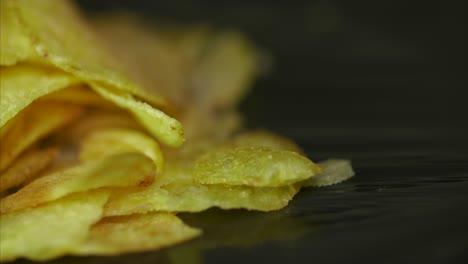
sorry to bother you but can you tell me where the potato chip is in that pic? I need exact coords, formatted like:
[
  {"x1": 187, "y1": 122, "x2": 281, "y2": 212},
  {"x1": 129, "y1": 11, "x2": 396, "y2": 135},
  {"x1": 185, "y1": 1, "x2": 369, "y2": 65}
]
[
  {"x1": 11, "y1": 0, "x2": 168, "y2": 107},
  {"x1": 111, "y1": 183, "x2": 301, "y2": 216},
  {"x1": 104, "y1": 183, "x2": 301, "y2": 216},
  {"x1": 0, "y1": 1, "x2": 355, "y2": 260},
  {"x1": 0, "y1": 148, "x2": 58, "y2": 192},
  {"x1": 0, "y1": 63, "x2": 80, "y2": 128},
  {"x1": 0, "y1": 0, "x2": 33, "y2": 66},
  {"x1": 192, "y1": 147, "x2": 321, "y2": 187},
  {"x1": 0, "y1": 101, "x2": 82, "y2": 171},
  {"x1": 92, "y1": 14, "x2": 190, "y2": 107},
  {"x1": 92, "y1": 15, "x2": 257, "y2": 141},
  {"x1": 39, "y1": 85, "x2": 115, "y2": 108},
  {"x1": 305, "y1": 159, "x2": 355, "y2": 187},
  {"x1": 0, "y1": 153, "x2": 155, "y2": 214},
  {"x1": 104, "y1": 160, "x2": 302, "y2": 216},
  {"x1": 73, "y1": 213, "x2": 201, "y2": 255},
  {"x1": 3, "y1": 0, "x2": 185, "y2": 147},
  {"x1": 0, "y1": 117, "x2": 14, "y2": 140},
  {"x1": 91, "y1": 84, "x2": 184, "y2": 147},
  {"x1": 61, "y1": 110, "x2": 143, "y2": 141},
  {"x1": 0, "y1": 191, "x2": 109, "y2": 262},
  {"x1": 191, "y1": 31, "x2": 258, "y2": 110},
  {"x1": 80, "y1": 128, "x2": 164, "y2": 173}
]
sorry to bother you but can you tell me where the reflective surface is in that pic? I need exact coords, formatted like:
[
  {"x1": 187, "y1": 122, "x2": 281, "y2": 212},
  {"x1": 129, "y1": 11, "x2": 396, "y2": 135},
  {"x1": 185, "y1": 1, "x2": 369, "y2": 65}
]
[{"x1": 14, "y1": 141, "x2": 468, "y2": 263}]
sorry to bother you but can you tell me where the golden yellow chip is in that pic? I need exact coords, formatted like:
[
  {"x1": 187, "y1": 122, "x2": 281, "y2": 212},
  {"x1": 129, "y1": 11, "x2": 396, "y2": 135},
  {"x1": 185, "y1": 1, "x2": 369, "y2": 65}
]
[
  {"x1": 104, "y1": 160, "x2": 302, "y2": 216},
  {"x1": 0, "y1": 148, "x2": 58, "y2": 192},
  {"x1": 0, "y1": 63, "x2": 80, "y2": 128},
  {"x1": 0, "y1": 191, "x2": 109, "y2": 262},
  {"x1": 192, "y1": 147, "x2": 321, "y2": 187},
  {"x1": 2, "y1": 0, "x2": 184, "y2": 147},
  {"x1": 80, "y1": 128, "x2": 164, "y2": 173},
  {"x1": 0, "y1": 0, "x2": 33, "y2": 66},
  {"x1": 91, "y1": 84, "x2": 184, "y2": 147},
  {"x1": 11, "y1": 0, "x2": 167, "y2": 106},
  {"x1": 73, "y1": 213, "x2": 201, "y2": 256},
  {"x1": 0, "y1": 0, "x2": 355, "y2": 260},
  {"x1": 0, "y1": 153, "x2": 155, "y2": 214},
  {"x1": 108, "y1": 183, "x2": 301, "y2": 216},
  {"x1": 0, "y1": 101, "x2": 82, "y2": 171}
]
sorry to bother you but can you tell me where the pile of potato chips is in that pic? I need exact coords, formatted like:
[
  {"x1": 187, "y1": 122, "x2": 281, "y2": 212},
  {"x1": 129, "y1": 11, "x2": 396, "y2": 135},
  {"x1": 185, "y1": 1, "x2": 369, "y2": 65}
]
[{"x1": 0, "y1": 0, "x2": 354, "y2": 261}]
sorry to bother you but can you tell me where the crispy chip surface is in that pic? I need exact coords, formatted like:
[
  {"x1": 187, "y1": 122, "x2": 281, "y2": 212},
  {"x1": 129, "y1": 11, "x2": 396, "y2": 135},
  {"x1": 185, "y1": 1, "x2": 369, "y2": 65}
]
[
  {"x1": 0, "y1": 153, "x2": 155, "y2": 213},
  {"x1": 11, "y1": 0, "x2": 167, "y2": 106},
  {"x1": 193, "y1": 147, "x2": 321, "y2": 187},
  {"x1": 80, "y1": 128, "x2": 164, "y2": 173},
  {"x1": 73, "y1": 213, "x2": 201, "y2": 255},
  {"x1": 104, "y1": 159, "x2": 302, "y2": 216},
  {"x1": 0, "y1": 148, "x2": 58, "y2": 192},
  {"x1": 0, "y1": 101, "x2": 82, "y2": 171},
  {"x1": 91, "y1": 84, "x2": 184, "y2": 147},
  {"x1": 105, "y1": 183, "x2": 301, "y2": 216},
  {"x1": 0, "y1": 64, "x2": 80, "y2": 128},
  {"x1": 0, "y1": 191, "x2": 109, "y2": 262},
  {"x1": 0, "y1": 0, "x2": 33, "y2": 65}
]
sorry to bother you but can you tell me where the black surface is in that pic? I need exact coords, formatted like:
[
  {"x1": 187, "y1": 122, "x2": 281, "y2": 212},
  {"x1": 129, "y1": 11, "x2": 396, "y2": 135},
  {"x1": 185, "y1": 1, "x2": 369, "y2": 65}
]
[{"x1": 15, "y1": 1, "x2": 468, "y2": 263}]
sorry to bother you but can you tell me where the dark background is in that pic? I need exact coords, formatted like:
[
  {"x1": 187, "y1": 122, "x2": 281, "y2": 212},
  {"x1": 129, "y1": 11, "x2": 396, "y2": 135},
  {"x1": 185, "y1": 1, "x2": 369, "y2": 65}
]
[
  {"x1": 19, "y1": 1, "x2": 467, "y2": 263},
  {"x1": 77, "y1": 0, "x2": 467, "y2": 151}
]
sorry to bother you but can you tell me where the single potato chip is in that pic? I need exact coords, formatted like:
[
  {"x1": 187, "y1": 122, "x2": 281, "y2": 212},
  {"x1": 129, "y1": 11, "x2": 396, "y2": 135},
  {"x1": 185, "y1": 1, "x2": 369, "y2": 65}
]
[
  {"x1": 305, "y1": 159, "x2": 355, "y2": 187},
  {"x1": 0, "y1": 0, "x2": 34, "y2": 66},
  {"x1": 0, "y1": 63, "x2": 80, "y2": 128},
  {"x1": 192, "y1": 147, "x2": 321, "y2": 187},
  {"x1": 0, "y1": 153, "x2": 155, "y2": 214},
  {"x1": 104, "y1": 159, "x2": 302, "y2": 216},
  {"x1": 0, "y1": 191, "x2": 109, "y2": 262},
  {"x1": 90, "y1": 84, "x2": 184, "y2": 147},
  {"x1": 73, "y1": 213, "x2": 201, "y2": 256},
  {"x1": 105, "y1": 182, "x2": 301, "y2": 216},
  {"x1": 0, "y1": 148, "x2": 58, "y2": 192},
  {"x1": 0, "y1": 101, "x2": 82, "y2": 171},
  {"x1": 80, "y1": 128, "x2": 164, "y2": 173}
]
